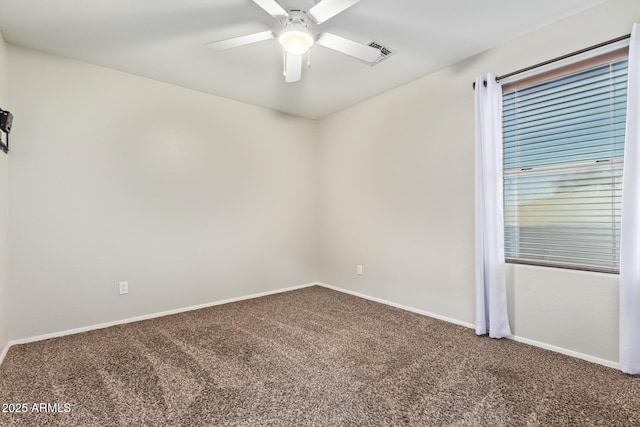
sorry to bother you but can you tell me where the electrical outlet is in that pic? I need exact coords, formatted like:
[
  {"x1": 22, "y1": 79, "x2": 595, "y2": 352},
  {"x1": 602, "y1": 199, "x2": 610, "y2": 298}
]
[
  {"x1": 357, "y1": 265, "x2": 363, "y2": 275},
  {"x1": 119, "y1": 281, "x2": 129, "y2": 295}
]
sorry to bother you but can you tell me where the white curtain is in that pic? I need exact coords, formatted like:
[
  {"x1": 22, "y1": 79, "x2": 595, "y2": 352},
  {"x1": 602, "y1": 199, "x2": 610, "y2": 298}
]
[
  {"x1": 474, "y1": 74, "x2": 512, "y2": 339},
  {"x1": 620, "y1": 23, "x2": 640, "y2": 375}
]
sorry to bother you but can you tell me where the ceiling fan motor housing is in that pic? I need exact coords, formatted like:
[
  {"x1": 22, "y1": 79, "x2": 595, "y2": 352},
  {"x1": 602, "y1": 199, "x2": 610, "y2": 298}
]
[{"x1": 284, "y1": 9, "x2": 312, "y2": 26}]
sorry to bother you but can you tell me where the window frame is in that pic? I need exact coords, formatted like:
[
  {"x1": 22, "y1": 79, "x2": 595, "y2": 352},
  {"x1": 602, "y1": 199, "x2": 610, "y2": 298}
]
[{"x1": 501, "y1": 48, "x2": 629, "y2": 274}]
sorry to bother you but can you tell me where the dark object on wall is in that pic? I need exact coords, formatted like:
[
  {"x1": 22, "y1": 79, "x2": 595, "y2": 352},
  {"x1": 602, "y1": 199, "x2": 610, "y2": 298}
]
[
  {"x1": 0, "y1": 108, "x2": 12, "y2": 154},
  {"x1": 0, "y1": 109, "x2": 12, "y2": 134}
]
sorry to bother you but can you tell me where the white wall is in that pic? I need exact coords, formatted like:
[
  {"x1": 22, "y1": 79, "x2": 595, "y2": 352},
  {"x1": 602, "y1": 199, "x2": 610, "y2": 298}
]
[
  {"x1": 0, "y1": 33, "x2": 9, "y2": 353},
  {"x1": 7, "y1": 46, "x2": 318, "y2": 340},
  {"x1": 318, "y1": 0, "x2": 638, "y2": 364}
]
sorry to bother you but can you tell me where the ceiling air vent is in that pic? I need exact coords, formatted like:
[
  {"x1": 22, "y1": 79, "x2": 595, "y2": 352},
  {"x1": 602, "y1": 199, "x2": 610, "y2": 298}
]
[{"x1": 366, "y1": 41, "x2": 396, "y2": 65}]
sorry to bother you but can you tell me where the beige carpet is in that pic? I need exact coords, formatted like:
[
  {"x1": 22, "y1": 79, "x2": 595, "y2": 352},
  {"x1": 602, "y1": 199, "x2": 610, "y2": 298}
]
[{"x1": 0, "y1": 285, "x2": 639, "y2": 426}]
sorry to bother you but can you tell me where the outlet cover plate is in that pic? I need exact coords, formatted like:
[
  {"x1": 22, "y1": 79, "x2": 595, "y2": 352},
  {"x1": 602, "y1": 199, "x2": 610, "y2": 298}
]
[{"x1": 119, "y1": 281, "x2": 129, "y2": 295}]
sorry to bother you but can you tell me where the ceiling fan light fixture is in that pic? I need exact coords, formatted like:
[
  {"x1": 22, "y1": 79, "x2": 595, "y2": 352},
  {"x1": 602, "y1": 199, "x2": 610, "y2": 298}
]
[{"x1": 278, "y1": 22, "x2": 314, "y2": 56}]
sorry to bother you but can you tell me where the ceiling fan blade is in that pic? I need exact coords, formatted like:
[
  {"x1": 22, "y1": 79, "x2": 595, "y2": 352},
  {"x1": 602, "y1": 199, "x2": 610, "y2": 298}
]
[
  {"x1": 316, "y1": 33, "x2": 380, "y2": 63},
  {"x1": 284, "y1": 53, "x2": 302, "y2": 83},
  {"x1": 308, "y1": 0, "x2": 360, "y2": 24},
  {"x1": 252, "y1": 0, "x2": 288, "y2": 18},
  {"x1": 206, "y1": 31, "x2": 275, "y2": 51}
]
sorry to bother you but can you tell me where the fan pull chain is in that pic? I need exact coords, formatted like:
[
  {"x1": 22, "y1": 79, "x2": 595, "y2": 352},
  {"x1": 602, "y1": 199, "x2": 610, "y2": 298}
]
[
  {"x1": 283, "y1": 49, "x2": 287, "y2": 76},
  {"x1": 307, "y1": 50, "x2": 311, "y2": 68}
]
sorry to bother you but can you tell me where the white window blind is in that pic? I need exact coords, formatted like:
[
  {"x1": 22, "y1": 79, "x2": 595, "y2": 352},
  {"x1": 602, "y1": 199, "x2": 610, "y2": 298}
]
[{"x1": 503, "y1": 57, "x2": 628, "y2": 273}]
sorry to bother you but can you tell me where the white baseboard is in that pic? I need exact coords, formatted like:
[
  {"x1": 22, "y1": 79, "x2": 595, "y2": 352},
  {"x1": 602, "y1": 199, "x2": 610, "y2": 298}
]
[
  {"x1": 3, "y1": 281, "x2": 620, "y2": 371},
  {"x1": 8, "y1": 282, "x2": 317, "y2": 348},
  {"x1": 509, "y1": 335, "x2": 619, "y2": 369},
  {"x1": 317, "y1": 282, "x2": 620, "y2": 370},
  {"x1": 0, "y1": 342, "x2": 9, "y2": 366},
  {"x1": 317, "y1": 283, "x2": 475, "y2": 329}
]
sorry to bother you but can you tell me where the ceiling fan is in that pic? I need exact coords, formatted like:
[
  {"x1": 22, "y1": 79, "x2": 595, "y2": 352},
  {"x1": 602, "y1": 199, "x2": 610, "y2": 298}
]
[{"x1": 206, "y1": 0, "x2": 384, "y2": 83}]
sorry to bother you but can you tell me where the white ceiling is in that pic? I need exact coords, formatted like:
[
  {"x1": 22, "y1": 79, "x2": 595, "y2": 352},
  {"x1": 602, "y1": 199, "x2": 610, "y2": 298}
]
[{"x1": 0, "y1": 0, "x2": 607, "y2": 119}]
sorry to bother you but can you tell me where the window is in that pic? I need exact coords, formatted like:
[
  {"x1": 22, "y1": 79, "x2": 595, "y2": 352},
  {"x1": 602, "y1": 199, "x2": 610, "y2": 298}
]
[{"x1": 503, "y1": 52, "x2": 628, "y2": 273}]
